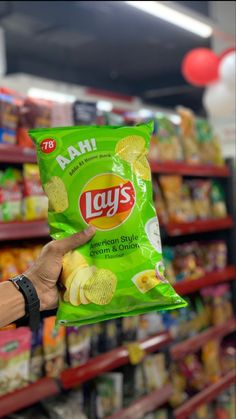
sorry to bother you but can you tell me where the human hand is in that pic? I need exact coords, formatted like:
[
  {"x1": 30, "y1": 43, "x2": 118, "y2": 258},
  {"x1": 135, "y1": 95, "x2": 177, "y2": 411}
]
[{"x1": 25, "y1": 225, "x2": 96, "y2": 311}]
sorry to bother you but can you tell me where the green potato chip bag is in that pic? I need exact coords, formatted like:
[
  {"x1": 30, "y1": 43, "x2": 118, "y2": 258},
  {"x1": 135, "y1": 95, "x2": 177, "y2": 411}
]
[{"x1": 30, "y1": 122, "x2": 186, "y2": 326}]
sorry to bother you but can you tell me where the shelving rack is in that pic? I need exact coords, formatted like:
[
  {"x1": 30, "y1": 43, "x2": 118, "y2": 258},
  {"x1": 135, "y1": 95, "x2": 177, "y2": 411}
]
[{"x1": 0, "y1": 147, "x2": 235, "y2": 418}]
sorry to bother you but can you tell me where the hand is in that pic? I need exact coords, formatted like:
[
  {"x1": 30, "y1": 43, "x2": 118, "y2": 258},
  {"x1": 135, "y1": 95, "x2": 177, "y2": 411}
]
[{"x1": 25, "y1": 226, "x2": 96, "y2": 311}]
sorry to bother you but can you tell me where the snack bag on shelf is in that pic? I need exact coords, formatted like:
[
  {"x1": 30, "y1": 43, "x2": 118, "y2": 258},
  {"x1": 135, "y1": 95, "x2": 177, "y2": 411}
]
[
  {"x1": 187, "y1": 180, "x2": 212, "y2": 220},
  {"x1": 174, "y1": 243, "x2": 204, "y2": 281},
  {"x1": 143, "y1": 355, "x2": 160, "y2": 392},
  {"x1": 169, "y1": 363, "x2": 187, "y2": 407},
  {"x1": 43, "y1": 389, "x2": 86, "y2": 419},
  {"x1": 202, "y1": 340, "x2": 221, "y2": 384},
  {"x1": 148, "y1": 134, "x2": 159, "y2": 162},
  {"x1": 0, "y1": 92, "x2": 21, "y2": 145},
  {"x1": 180, "y1": 353, "x2": 206, "y2": 392},
  {"x1": 180, "y1": 182, "x2": 196, "y2": 221},
  {"x1": 0, "y1": 327, "x2": 31, "y2": 396},
  {"x1": 0, "y1": 167, "x2": 23, "y2": 221},
  {"x1": 17, "y1": 97, "x2": 52, "y2": 149},
  {"x1": 66, "y1": 325, "x2": 91, "y2": 367},
  {"x1": 159, "y1": 175, "x2": 195, "y2": 222},
  {"x1": 196, "y1": 118, "x2": 224, "y2": 166},
  {"x1": 153, "y1": 179, "x2": 168, "y2": 224},
  {"x1": 42, "y1": 316, "x2": 66, "y2": 378},
  {"x1": 210, "y1": 181, "x2": 227, "y2": 218},
  {"x1": 163, "y1": 247, "x2": 176, "y2": 284},
  {"x1": 89, "y1": 322, "x2": 105, "y2": 356},
  {"x1": 29, "y1": 323, "x2": 44, "y2": 382},
  {"x1": 177, "y1": 107, "x2": 200, "y2": 164},
  {"x1": 23, "y1": 164, "x2": 48, "y2": 220},
  {"x1": 155, "y1": 116, "x2": 183, "y2": 162},
  {"x1": 209, "y1": 240, "x2": 227, "y2": 271},
  {"x1": 121, "y1": 316, "x2": 139, "y2": 343},
  {"x1": 96, "y1": 373, "x2": 123, "y2": 418},
  {"x1": 30, "y1": 122, "x2": 186, "y2": 326},
  {"x1": 0, "y1": 248, "x2": 19, "y2": 281},
  {"x1": 104, "y1": 320, "x2": 120, "y2": 351},
  {"x1": 13, "y1": 247, "x2": 35, "y2": 273}
]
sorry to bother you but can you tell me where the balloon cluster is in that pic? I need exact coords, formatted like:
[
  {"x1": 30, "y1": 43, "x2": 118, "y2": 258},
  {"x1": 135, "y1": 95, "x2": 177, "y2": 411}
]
[{"x1": 182, "y1": 48, "x2": 235, "y2": 118}]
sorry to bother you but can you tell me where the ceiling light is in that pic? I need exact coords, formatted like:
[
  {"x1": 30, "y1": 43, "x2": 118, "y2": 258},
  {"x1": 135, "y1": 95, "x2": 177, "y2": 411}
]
[
  {"x1": 124, "y1": 1, "x2": 213, "y2": 38},
  {"x1": 97, "y1": 100, "x2": 113, "y2": 112},
  {"x1": 28, "y1": 88, "x2": 76, "y2": 103}
]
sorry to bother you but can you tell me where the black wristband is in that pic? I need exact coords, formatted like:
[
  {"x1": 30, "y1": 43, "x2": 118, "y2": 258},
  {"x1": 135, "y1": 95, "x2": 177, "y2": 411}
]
[{"x1": 10, "y1": 274, "x2": 40, "y2": 331}]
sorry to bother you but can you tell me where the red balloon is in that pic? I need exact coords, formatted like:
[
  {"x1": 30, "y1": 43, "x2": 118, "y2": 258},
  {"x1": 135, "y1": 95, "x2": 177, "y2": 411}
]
[{"x1": 182, "y1": 48, "x2": 219, "y2": 86}]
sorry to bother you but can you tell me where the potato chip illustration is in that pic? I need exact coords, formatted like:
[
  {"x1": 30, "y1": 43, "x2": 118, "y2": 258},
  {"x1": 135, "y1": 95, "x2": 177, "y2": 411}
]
[
  {"x1": 115, "y1": 135, "x2": 145, "y2": 163},
  {"x1": 133, "y1": 155, "x2": 151, "y2": 181},
  {"x1": 44, "y1": 176, "x2": 68, "y2": 213},
  {"x1": 79, "y1": 286, "x2": 90, "y2": 305},
  {"x1": 63, "y1": 269, "x2": 80, "y2": 303},
  {"x1": 132, "y1": 270, "x2": 160, "y2": 294},
  {"x1": 61, "y1": 250, "x2": 88, "y2": 284},
  {"x1": 84, "y1": 269, "x2": 117, "y2": 305},
  {"x1": 69, "y1": 266, "x2": 95, "y2": 306}
]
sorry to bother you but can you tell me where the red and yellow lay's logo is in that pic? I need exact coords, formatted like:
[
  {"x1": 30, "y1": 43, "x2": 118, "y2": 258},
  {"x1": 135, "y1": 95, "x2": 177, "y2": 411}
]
[{"x1": 79, "y1": 174, "x2": 135, "y2": 230}]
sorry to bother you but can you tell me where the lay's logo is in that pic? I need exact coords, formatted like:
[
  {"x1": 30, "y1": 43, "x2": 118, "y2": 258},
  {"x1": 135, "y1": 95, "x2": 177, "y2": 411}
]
[{"x1": 79, "y1": 174, "x2": 135, "y2": 230}]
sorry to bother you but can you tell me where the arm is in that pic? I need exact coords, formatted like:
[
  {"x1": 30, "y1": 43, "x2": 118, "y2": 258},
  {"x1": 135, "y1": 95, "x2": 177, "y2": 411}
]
[
  {"x1": 0, "y1": 225, "x2": 95, "y2": 329},
  {"x1": 0, "y1": 281, "x2": 25, "y2": 328}
]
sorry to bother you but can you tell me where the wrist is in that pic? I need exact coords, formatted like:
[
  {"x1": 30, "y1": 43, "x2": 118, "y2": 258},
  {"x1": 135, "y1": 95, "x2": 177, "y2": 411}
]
[
  {"x1": 10, "y1": 274, "x2": 40, "y2": 331},
  {"x1": 24, "y1": 273, "x2": 44, "y2": 311}
]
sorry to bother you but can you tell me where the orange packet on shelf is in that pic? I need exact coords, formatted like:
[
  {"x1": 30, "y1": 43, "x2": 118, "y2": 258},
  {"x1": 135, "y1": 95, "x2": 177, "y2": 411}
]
[{"x1": 42, "y1": 316, "x2": 66, "y2": 378}]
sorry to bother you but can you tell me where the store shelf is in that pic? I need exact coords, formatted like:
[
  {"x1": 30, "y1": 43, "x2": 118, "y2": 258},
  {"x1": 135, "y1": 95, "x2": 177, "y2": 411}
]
[
  {"x1": 106, "y1": 383, "x2": 173, "y2": 419},
  {"x1": 150, "y1": 161, "x2": 230, "y2": 177},
  {"x1": 174, "y1": 266, "x2": 236, "y2": 295},
  {"x1": 0, "y1": 147, "x2": 230, "y2": 178},
  {"x1": 174, "y1": 370, "x2": 236, "y2": 419},
  {"x1": 0, "y1": 144, "x2": 36, "y2": 163},
  {"x1": 164, "y1": 216, "x2": 234, "y2": 236},
  {"x1": 61, "y1": 331, "x2": 172, "y2": 389},
  {"x1": 0, "y1": 220, "x2": 49, "y2": 241},
  {"x1": 0, "y1": 377, "x2": 59, "y2": 418},
  {"x1": 171, "y1": 317, "x2": 236, "y2": 360}
]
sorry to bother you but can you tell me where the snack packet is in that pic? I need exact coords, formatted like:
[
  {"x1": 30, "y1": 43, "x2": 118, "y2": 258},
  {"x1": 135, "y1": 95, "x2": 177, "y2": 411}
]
[
  {"x1": 156, "y1": 116, "x2": 183, "y2": 162},
  {"x1": 0, "y1": 167, "x2": 23, "y2": 221},
  {"x1": 23, "y1": 163, "x2": 48, "y2": 220},
  {"x1": 187, "y1": 180, "x2": 212, "y2": 220},
  {"x1": 29, "y1": 323, "x2": 44, "y2": 382},
  {"x1": 178, "y1": 107, "x2": 200, "y2": 164},
  {"x1": 196, "y1": 118, "x2": 224, "y2": 166},
  {"x1": 30, "y1": 123, "x2": 186, "y2": 326},
  {"x1": 66, "y1": 325, "x2": 91, "y2": 367},
  {"x1": 159, "y1": 175, "x2": 195, "y2": 223},
  {"x1": 0, "y1": 248, "x2": 19, "y2": 281},
  {"x1": 42, "y1": 316, "x2": 66, "y2": 377},
  {"x1": 0, "y1": 327, "x2": 31, "y2": 395},
  {"x1": 210, "y1": 181, "x2": 227, "y2": 218}
]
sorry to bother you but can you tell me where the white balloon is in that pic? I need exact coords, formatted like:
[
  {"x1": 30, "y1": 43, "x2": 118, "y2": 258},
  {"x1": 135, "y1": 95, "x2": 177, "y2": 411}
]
[
  {"x1": 203, "y1": 81, "x2": 235, "y2": 118},
  {"x1": 219, "y1": 52, "x2": 236, "y2": 88}
]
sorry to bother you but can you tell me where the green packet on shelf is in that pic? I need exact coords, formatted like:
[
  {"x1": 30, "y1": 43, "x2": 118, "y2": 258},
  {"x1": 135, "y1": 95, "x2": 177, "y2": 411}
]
[{"x1": 29, "y1": 122, "x2": 186, "y2": 326}]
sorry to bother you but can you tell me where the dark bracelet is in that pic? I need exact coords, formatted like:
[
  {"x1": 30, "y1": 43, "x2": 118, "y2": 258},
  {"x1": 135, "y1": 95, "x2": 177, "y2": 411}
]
[{"x1": 9, "y1": 274, "x2": 40, "y2": 331}]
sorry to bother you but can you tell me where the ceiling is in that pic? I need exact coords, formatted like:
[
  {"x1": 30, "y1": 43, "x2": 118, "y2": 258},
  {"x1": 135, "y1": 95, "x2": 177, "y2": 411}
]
[{"x1": 0, "y1": 1, "x2": 211, "y2": 112}]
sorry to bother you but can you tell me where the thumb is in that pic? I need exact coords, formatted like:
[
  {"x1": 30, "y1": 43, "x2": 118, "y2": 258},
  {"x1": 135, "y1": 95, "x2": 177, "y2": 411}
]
[{"x1": 55, "y1": 225, "x2": 96, "y2": 255}]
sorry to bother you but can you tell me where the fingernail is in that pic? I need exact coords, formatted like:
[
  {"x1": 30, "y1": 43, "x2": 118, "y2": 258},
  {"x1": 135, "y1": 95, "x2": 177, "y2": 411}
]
[{"x1": 85, "y1": 225, "x2": 96, "y2": 235}]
